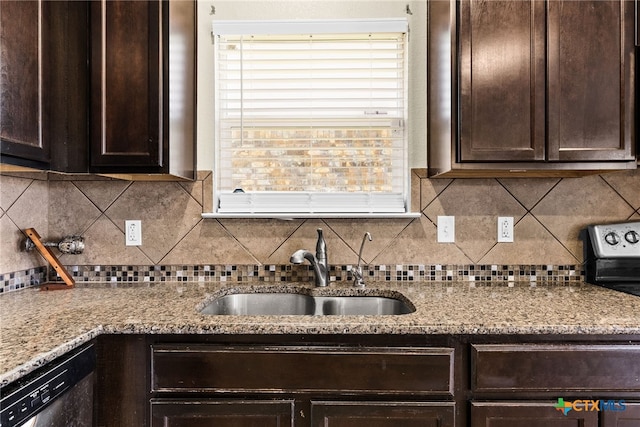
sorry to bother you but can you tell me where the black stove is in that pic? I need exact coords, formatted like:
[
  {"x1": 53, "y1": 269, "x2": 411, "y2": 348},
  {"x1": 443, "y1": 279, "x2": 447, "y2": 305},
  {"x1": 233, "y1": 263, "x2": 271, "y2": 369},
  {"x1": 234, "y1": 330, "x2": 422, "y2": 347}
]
[{"x1": 585, "y1": 221, "x2": 640, "y2": 296}]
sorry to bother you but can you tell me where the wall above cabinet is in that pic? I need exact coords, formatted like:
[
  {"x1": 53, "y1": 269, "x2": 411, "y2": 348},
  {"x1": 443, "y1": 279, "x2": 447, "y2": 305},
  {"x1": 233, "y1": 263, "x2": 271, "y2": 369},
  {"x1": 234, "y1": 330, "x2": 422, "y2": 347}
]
[{"x1": 427, "y1": 0, "x2": 637, "y2": 178}]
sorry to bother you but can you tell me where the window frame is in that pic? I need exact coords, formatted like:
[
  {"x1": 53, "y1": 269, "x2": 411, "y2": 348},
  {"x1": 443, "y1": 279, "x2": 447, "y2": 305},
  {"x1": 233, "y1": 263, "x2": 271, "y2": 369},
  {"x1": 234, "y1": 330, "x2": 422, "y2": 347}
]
[{"x1": 205, "y1": 18, "x2": 418, "y2": 219}]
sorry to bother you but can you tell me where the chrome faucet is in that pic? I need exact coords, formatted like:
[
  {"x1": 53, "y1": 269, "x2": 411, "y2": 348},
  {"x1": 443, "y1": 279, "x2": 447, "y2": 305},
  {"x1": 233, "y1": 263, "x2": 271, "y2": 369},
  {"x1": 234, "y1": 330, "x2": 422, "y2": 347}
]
[
  {"x1": 290, "y1": 228, "x2": 329, "y2": 287},
  {"x1": 351, "y1": 232, "x2": 372, "y2": 287}
]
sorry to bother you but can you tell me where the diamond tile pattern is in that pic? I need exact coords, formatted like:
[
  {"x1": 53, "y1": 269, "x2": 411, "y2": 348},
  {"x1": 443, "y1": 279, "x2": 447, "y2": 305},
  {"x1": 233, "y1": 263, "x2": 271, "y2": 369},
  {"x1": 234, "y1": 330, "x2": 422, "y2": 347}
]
[
  {"x1": 601, "y1": 169, "x2": 640, "y2": 208},
  {"x1": 161, "y1": 220, "x2": 259, "y2": 265},
  {"x1": 267, "y1": 220, "x2": 355, "y2": 265},
  {"x1": 480, "y1": 214, "x2": 578, "y2": 264},
  {"x1": 59, "y1": 216, "x2": 152, "y2": 265},
  {"x1": 218, "y1": 218, "x2": 303, "y2": 262},
  {"x1": 423, "y1": 179, "x2": 527, "y2": 261},
  {"x1": 372, "y1": 215, "x2": 472, "y2": 264},
  {"x1": 324, "y1": 217, "x2": 413, "y2": 264},
  {"x1": 1, "y1": 168, "x2": 639, "y2": 274},
  {"x1": 531, "y1": 175, "x2": 636, "y2": 260},
  {"x1": 105, "y1": 182, "x2": 202, "y2": 263},
  {"x1": 498, "y1": 178, "x2": 560, "y2": 210},
  {"x1": 48, "y1": 181, "x2": 102, "y2": 239},
  {"x1": 72, "y1": 180, "x2": 130, "y2": 212}
]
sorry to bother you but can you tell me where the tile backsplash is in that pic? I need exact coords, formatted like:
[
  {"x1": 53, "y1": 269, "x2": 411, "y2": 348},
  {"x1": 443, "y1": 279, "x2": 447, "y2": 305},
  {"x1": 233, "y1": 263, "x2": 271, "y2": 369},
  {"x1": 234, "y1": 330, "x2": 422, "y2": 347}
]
[{"x1": 1, "y1": 169, "x2": 639, "y2": 291}]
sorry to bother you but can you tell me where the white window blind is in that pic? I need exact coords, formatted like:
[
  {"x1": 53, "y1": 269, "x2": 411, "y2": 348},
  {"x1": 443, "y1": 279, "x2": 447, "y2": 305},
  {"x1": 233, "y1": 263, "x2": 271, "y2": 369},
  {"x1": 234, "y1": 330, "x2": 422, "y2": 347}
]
[{"x1": 212, "y1": 19, "x2": 409, "y2": 216}]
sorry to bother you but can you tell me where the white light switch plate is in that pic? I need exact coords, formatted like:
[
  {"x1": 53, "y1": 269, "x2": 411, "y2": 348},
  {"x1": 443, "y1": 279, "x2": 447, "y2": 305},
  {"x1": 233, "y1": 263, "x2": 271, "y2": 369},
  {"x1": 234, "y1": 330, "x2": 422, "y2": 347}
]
[{"x1": 437, "y1": 216, "x2": 455, "y2": 243}]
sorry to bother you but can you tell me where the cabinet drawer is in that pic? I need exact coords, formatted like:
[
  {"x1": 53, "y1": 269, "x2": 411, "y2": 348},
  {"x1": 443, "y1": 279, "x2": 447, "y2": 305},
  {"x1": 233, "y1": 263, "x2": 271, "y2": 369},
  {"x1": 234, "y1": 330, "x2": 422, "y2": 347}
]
[
  {"x1": 471, "y1": 401, "x2": 599, "y2": 427},
  {"x1": 150, "y1": 399, "x2": 294, "y2": 427},
  {"x1": 472, "y1": 344, "x2": 640, "y2": 392},
  {"x1": 152, "y1": 345, "x2": 454, "y2": 396},
  {"x1": 311, "y1": 401, "x2": 455, "y2": 427}
]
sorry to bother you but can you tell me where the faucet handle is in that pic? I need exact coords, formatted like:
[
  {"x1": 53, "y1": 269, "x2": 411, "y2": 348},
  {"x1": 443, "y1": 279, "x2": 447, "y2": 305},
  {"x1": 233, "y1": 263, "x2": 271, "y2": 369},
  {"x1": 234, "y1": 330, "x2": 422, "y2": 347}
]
[
  {"x1": 352, "y1": 232, "x2": 372, "y2": 287},
  {"x1": 316, "y1": 228, "x2": 327, "y2": 262},
  {"x1": 352, "y1": 266, "x2": 366, "y2": 287}
]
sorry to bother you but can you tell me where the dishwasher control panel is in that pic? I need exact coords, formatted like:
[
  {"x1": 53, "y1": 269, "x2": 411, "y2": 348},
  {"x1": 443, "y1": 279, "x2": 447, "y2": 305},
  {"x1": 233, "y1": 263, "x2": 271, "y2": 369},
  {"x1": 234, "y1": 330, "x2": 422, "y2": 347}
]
[
  {"x1": 0, "y1": 344, "x2": 94, "y2": 427},
  {"x1": 588, "y1": 221, "x2": 640, "y2": 258},
  {"x1": 1, "y1": 371, "x2": 67, "y2": 426}
]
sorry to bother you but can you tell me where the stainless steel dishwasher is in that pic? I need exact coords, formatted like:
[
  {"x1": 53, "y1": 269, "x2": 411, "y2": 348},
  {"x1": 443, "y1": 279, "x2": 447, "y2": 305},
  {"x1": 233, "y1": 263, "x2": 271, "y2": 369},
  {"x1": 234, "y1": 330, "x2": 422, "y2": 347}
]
[{"x1": 0, "y1": 344, "x2": 95, "y2": 427}]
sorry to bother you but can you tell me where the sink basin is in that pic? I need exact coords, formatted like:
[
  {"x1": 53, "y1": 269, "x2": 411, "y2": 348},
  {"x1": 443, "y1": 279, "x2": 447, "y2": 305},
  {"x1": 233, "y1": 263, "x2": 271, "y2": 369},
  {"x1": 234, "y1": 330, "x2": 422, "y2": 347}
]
[
  {"x1": 200, "y1": 293, "x2": 414, "y2": 316},
  {"x1": 201, "y1": 293, "x2": 313, "y2": 316},
  {"x1": 312, "y1": 295, "x2": 413, "y2": 316}
]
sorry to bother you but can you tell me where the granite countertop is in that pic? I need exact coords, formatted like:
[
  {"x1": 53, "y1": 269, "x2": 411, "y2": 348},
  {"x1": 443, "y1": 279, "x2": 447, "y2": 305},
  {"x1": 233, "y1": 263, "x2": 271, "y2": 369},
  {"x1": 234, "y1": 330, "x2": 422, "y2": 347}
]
[{"x1": 2, "y1": 280, "x2": 640, "y2": 386}]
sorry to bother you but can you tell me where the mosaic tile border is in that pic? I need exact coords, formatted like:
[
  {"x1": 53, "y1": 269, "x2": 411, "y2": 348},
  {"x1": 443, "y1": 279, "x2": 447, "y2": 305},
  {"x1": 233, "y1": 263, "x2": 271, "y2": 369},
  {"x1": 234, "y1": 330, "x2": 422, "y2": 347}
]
[
  {"x1": 0, "y1": 264, "x2": 585, "y2": 294},
  {"x1": 0, "y1": 267, "x2": 48, "y2": 294}
]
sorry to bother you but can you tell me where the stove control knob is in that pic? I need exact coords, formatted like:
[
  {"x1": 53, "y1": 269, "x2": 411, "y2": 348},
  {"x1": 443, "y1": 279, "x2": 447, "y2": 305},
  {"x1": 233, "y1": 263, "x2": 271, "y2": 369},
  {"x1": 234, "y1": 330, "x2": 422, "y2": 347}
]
[
  {"x1": 604, "y1": 232, "x2": 620, "y2": 246},
  {"x1": 625, "y1": 230, "x2": 640, "y2": 244}
]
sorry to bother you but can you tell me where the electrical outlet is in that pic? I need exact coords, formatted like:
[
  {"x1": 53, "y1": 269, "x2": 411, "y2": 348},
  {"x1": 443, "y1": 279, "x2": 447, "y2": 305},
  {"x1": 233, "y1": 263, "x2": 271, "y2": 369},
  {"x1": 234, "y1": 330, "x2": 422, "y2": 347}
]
[
  {"x1": 498, "y1": 216, "x2": 514, "y2": 243},
  {"x1": 437, "y1": 216, "x2": 455, "y2": 243},
  {"x1": 125, "y1": 220, "x2": 142, "y2": 246}
]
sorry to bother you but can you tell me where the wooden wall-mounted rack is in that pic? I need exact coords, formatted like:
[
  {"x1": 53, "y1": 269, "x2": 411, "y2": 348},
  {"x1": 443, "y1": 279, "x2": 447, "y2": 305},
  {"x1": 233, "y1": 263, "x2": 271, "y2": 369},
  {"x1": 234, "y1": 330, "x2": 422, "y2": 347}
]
[{"x1": 23, "y1": 228, "x2": 75, "y2": 290}]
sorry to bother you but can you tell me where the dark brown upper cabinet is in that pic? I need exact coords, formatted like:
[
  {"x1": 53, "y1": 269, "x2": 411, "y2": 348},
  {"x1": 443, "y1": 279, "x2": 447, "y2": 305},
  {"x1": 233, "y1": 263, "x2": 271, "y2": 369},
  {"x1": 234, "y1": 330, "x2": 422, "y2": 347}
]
[
  {"x1": 0, "y1": 1, "x2": 88, "y2": 172},
  {"x1": 1, "y1": 0, "x2": 195, "y2": 179},
  {"x1": 90, "y1": 0, "x2": 162, "y2": 170},
  {"x1": 428, "y1": 0, "x2": 637, "y2": 178},
  {"x1": 90, "y1": 0, "x2": 196, "y2": 179}
]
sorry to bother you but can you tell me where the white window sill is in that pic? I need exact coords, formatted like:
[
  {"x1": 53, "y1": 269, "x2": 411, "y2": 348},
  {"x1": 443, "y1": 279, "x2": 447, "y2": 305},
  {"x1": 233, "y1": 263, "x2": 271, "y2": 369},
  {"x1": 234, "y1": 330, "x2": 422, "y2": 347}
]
[{"x1": 201, "y1": 212, "x2": 422, "y2": 220}]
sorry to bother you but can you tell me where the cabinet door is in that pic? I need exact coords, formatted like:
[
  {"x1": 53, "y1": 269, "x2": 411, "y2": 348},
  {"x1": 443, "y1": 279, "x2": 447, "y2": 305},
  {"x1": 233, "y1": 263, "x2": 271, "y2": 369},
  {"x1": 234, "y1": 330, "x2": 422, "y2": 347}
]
[
  {"x1": 90, "y1": 0, "x2": 162, "y2": 170},
  {"x1": 150, "y1": 400, "x2": 294, "y2": 427},
  {"x1": 547, "y1": 0, "x2": 635, "y2": 161},
  {"x1": 458, "y1": 0, "x2": 546, "y2": 162},
  {"x1": 311, "y1": 401, "x2": 455, "y2": 427},
  {"x1": 0, "y1": 1, "x2": 88, "y2": 171},
  {"x1": 0, "y1": 1, "x2": 48, "y2": 166},
  {"x1": 601, "y1": 402, "x2": 640, "y2": 427},
  {"x1": 471, "y1": 402, "x2": 599, "y2": 427}
]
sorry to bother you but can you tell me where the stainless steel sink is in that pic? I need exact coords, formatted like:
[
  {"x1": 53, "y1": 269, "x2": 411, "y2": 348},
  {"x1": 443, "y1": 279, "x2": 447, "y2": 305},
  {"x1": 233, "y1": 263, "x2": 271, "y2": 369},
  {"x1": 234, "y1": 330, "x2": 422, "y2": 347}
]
[
  {"x1": 200, "y1": 293, "x2": 313, "y2": 316},
  {"x1": 200, "y1": 293, "x2": 414, "y2": 316}
]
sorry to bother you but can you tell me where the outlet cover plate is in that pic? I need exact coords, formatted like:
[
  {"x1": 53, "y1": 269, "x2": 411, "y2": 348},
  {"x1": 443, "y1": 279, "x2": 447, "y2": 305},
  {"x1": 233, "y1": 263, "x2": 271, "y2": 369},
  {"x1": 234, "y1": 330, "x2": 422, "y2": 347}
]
[
  {"x1": 125, "y1": 220, "x2": 142, "y2": 246},
  {"x1": 498, "y1": 216, "x2": 514, "y2": 243}
]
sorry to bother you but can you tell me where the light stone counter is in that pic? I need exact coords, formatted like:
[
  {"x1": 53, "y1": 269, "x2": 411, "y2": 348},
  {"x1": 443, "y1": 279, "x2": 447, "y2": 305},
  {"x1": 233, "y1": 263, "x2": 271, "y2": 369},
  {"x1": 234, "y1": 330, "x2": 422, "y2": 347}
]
[{"x1": 2, "y1": 280, "x2": 640, "y2": 386}]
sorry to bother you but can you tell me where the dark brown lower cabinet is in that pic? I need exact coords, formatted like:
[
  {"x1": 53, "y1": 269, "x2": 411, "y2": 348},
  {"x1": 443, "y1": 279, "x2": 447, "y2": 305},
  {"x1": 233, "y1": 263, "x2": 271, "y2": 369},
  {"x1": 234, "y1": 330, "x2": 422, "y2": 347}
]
[
  {"x1": 470, "y1": 402, "x2": 599, "y2": 427},
  {"x1": 96, "y1": 335, "x2": 640, "y2": 427},
  {"x1": 149, "y1": 345, "x2": 456, "y2": 427},
  {"x1": 310, "y1": 401, "x2": 455, "y2": 427},
  {"x1": 150, "y1": 400, "x2": 455, "y2": 427},
  {"x1": 150, "y1": 400, "x2": 294, "y2": 427},
  {"x1": 601, "y1": 403, "x2": 640, "y2": 426},
  {"x1": 472, "y1": 401, "x2": 640, "y2": 427},
  {"x1": 470, "y1": 344, "x2": 640, "y2": 427}
]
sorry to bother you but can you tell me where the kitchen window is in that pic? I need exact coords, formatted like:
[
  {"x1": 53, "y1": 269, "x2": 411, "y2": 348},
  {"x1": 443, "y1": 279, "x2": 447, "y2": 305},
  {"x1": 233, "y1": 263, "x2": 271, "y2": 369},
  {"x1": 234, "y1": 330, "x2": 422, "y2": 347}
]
[{"x1": 207, "y1": 19, "x2": 413, "y2": 218}]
